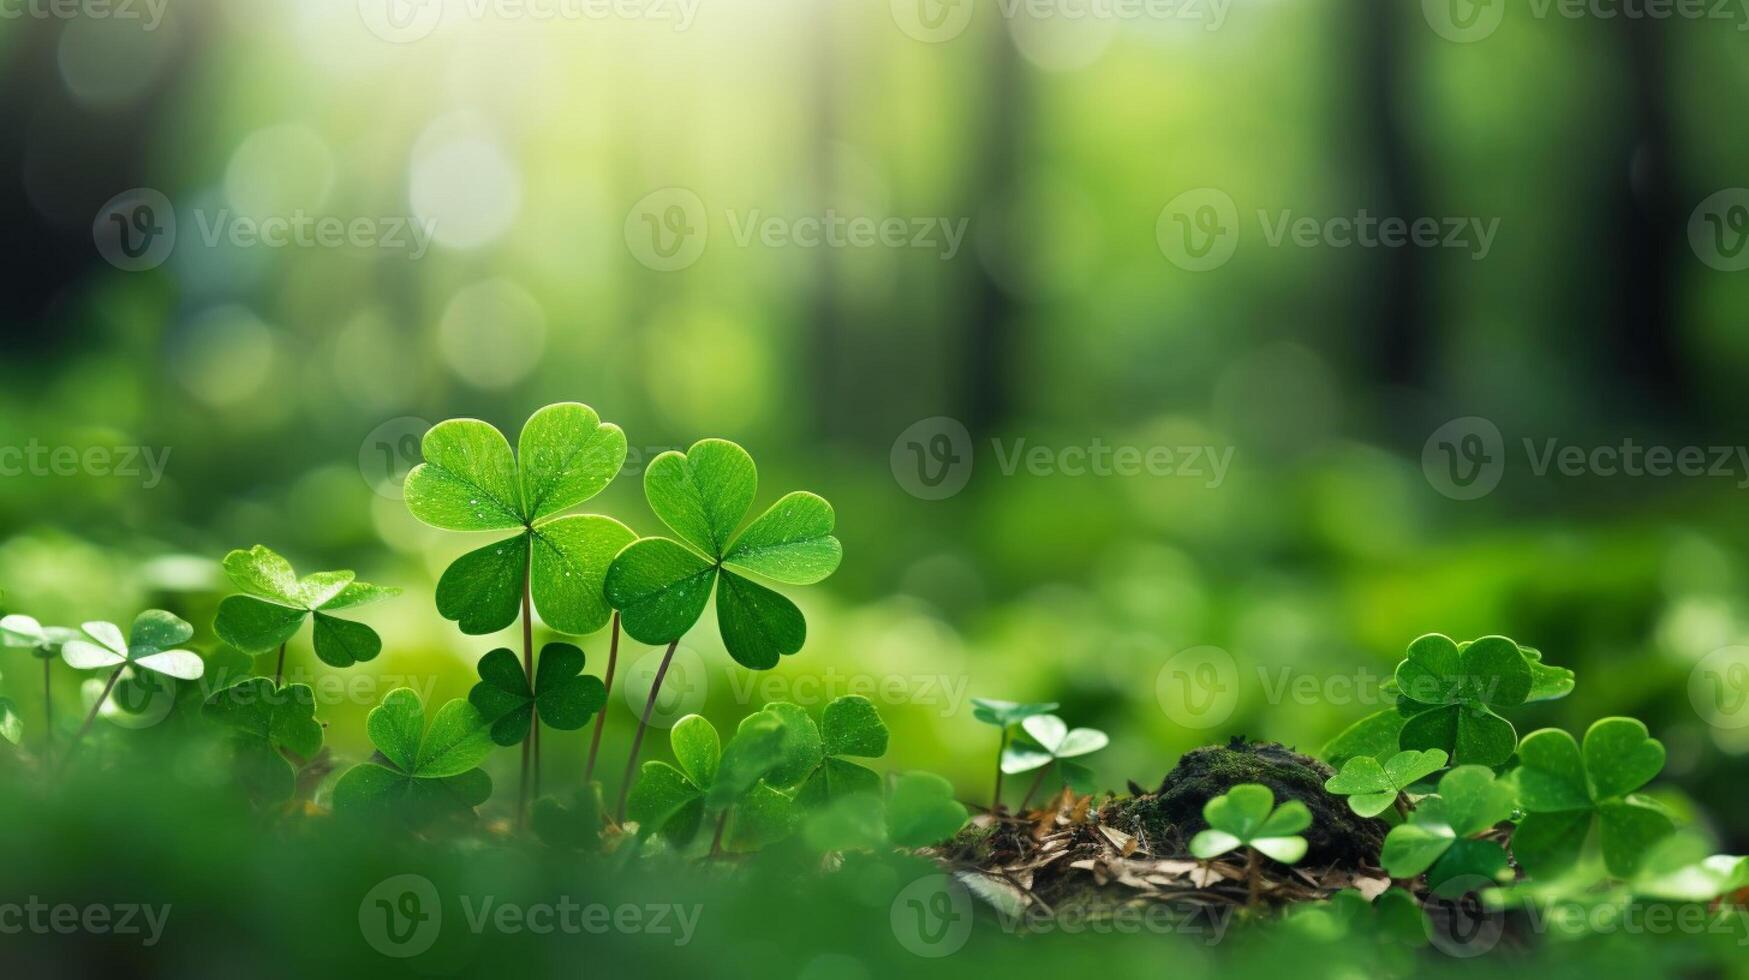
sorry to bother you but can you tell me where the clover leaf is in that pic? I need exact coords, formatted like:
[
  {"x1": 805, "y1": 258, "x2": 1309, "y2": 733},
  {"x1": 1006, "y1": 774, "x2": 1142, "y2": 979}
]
[
  {"x1": 793, "y1": 695, "x2": 890, "y2": 805},
  {"x1": 332, "y1": 688, "x2": 495, "y2": 825},
  {"x1": 1324, "y1": 748, "x2": 1447, "y2": 817},
  {"x1": 61, "y1": 611, "x2": 204, "y2": 682},
  {"x1": 202, "y1": 677, "x2": 325, "y2": 804},
  {"x1": 999, "y1": 714, "x2": 1107, "y2": 806},
  {"x1": 972, "y1": 697, "x2": 1058, "y2": 810},
  {"x1": 604, "y1": 439, "x2": 842, "y2": 670},
  {"x1": 404, "y1": 404, "x2": 636, "y2": 635},
  {"x1": 1519, "y1": 645, "x2": 1576, "y2": 703},
  {"x1": 625, "y1": 711, "x2": 791, "y2": 849},
  {"x1": 1, "y1": 614, "x2": 81, "y2": 660},
  {"x1": 212, "y1": 545, "x2": 400, "y2": 670},
  {"x1": 1510, "y1": 717, "x2": 1673, "y2": 879},
  {"x1": 468, "y1": 642, "x2": 606, "y2": 746},
  {"x1": 1394, "y1": 634, "x2": 1531, "y2": 767},
  {"x1": 801, "y1": 773, "x2": 969, "y2": 852},
  {"x1": 1380, "y1": 765, "x2": 1515, "y2": 895},
  {"x1": 1628, "y1": 832, "x2": 1749, "y2": 903},
  {"x1": 1190, "y1": 783, "x2": 1312, "y2": 865}
]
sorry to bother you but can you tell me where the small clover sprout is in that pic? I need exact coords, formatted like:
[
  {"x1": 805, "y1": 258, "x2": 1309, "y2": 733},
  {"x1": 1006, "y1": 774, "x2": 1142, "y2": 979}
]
[
  {"x1": 202, "y1": 677, "x2": 324, "y2": 805},
  {"x1": 1189, "y1": 783, "x2": 1311, "y2": 906},
  {"x1": 1511, "y1": 716, "x2": 1673, "y2": 879},
  {"x1": 999, "y1": 714, "x2": 1107, "y2": 809},
  {"x1": 1394, "y1": 634, "x2": 1532, "y2": 767},
  {"x1": 2, "y1": 614, "x2": 79, "y2": 757},
  {"x1": 1323, "y1": 748, "x2": 1447, "y2": 818},
  {"x1": 801, "y1": 773, "x2": 969, "y2": 852},
  {"x1": 784, "y1": 695, "x2": 890, "y2": 805},
  {"x1": 332, "y1": 688, "x2": 495, "y2": 827},
  {"x1": 469, "y1": 643, "x2": 606, "y2": 747},
  {"x1": 213, "y1": 545, "x2": 399, "y2": 677},
  {"x1": 1379, "y1": 765, "x2": 1516, "y2": 895},
  {"x1": 61, "y1": 611, "x2": 204, "y2": 759},
  {"x1": 625, "y1": 711, "x2": 793, "y2": 853},
  {"x1": 971, "y1": 697, "x2": 1058, "y2": 810}
]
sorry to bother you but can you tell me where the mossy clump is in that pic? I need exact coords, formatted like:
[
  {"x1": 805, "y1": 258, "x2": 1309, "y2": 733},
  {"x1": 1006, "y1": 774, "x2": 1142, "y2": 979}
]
[{"x1": 1114, "y1": 738, "x2": 1387, "y2": 869}]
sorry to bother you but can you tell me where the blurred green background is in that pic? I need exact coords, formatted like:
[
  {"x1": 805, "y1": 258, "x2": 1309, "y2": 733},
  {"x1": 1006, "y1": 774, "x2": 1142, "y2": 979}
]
[{"x1": 2, "y1": 0, "x2": 1749, "y2": 861}]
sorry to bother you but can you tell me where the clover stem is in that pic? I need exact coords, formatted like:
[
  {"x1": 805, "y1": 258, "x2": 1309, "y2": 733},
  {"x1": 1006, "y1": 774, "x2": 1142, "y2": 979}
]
[
  {"x1": 615, "y1": 639, "x2": 679, "y2": 822},
  {"x1": 520, "y1": 567, "x2": 537, "y2": 829},
  {"x1": 992, "y1": 728, "x2": 1008, "y2": 812},
  {"x1": 1244, "y1": 847, "x2": 1261, "y2": 909},
  {"x1": 63, "y1": 665, "x2": 124, "y2": 769},
  {"x1": 1393, "y1": 793, "x2": 1410, "y2": 820},
  {"x1": 1018, "y1": 761, "x2": 1053, "y2": 812},
  {"x1": 273, "y1": 642, "x2": 286, "y2": 688},
  {"x1": 584, "y1": 612, "x2": 620, "y2": 784}
]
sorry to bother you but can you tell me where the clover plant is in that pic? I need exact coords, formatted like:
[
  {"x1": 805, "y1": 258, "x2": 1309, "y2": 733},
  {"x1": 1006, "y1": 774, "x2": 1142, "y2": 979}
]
[
  {"x1": 1379, "y1": 765, "x2": 1515, "y2": 895},
  {"x1": 971, "y1": 697, "x2": 1057, "y2": 810},
  {"x1": 60, "y1": 611, "x2": 204, "y2": 759},
  {"x1": 213, "y1": 545, "x2": 399, "y2": 680},
  {"x1": 201, "y1": 677, "x2": 323, "y2": 805},
  {"x1": 785, "y1": 695, "x2": 890, "y2": 805},
  {"x1": 1323, "y1": 748, "x2": 1446, "y2": 817},
  {"x1": 625, "y1": 710, "x2": 794, "y2": 853},
  {"x1": 1510, "y1": 716, "x2": 1673, "y2": 879},
  {"x1": 332, "y1": 688, "x2": 495, "y2": 827},
  {"x1": 1189, "y1": 783, "x2": 1311, "y2": 906},
  {"x1": 999, "y1": 713, "x2": 1107, "y2": 809},
  {"x1": 469, "y1": 642, "x2": 605, "y2": 805},
  {"x1": 605, "y1": 438, "x2": 841, "y2": 818},
  {"x1": 1, "y1": 614, "x2": 78, "y2": 757},
  {"x1": 802, "y1": 772, "x2": 968, "y2": 852}
]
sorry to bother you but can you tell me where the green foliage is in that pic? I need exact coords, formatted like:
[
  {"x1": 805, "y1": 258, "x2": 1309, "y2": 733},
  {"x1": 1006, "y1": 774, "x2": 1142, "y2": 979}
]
[
  {"x1": 212, "y1": 545, "x2": 398, "y2": 668},
  {"x1": 786, "y1": 695, "x2": 890, "y2": 804},
  {"x1": 404, "y1": 404, "x2": 636, "y2": 635},
  {"x1": 1282, "y1": 887, "x2": 1428, "y2": 950},
  {"x1": 468, "y1": 643, "x2": 606, "y2": 746},
  {"x1": 1511, "y1": 717, "x2": 1673, "y2": 879},
  {"x1": 1394, "y1": 634, "x2": 1532, "y2": 767},
  {"x1": 802, "y1": 773, "x2": 969, "y2": 852},
  {"x1": 970, "y1": 698, "x2": 1058, "y2": 728},
  {"x1": 999, "y1": 714, "x2": 1107, "y2": 792},
  {"x1": 1189, "y1": 783, "x2": 1312, "y2": 865},
  {"x1": 202, "y1": 678, "x2": 324, "y2": 804},
  {"x1": 1, "y1": 615, "x2": 80, "y2": 659},
  {"x1": 604, "y1": 439, "x2": 842, "y2": 669},
  {"x1": 625, "y1": 711, "x2": 791, "y2": 846},
  {"x1": 0, "y1": 688, "x2": 19, "y2": 746},
  {"x1": 61, "y1": 611, "x2": 204, "y2": 681},
  {"x1": 1323, "y1": 748, "x2": 1446, "y2": 817},
  {"x1": 331, "y1": 688, "x2": 495, "y2": 825},
  {"x1": 1379, "y1": 765, "x2": 1515, "y2": 894}
]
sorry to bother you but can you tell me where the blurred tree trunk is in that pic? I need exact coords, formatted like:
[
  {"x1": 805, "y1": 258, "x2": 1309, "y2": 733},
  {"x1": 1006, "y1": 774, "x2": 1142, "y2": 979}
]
[
  {"x1": 958, "y1": 24, "x2": 1021, "y2": 439},
  {"x1": 1358, "y1": 0, "x2": 1427, "y2": 390}
]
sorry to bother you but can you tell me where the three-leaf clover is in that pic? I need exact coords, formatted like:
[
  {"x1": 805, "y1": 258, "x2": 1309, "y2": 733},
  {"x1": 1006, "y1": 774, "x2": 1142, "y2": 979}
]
[
  {"x1": 605, "y1": 439, "x2": 842, "y2": 669},
  {"x1": 1324, "y1": 748, "x2": 1447, "y2": 817},
  {"x1": 62, "y1": 612, "x2": 205, "y2": 682},
  {"x1": 213, "y1": 545, "x2": 399, "y2": 668},
  {"x1": 971, "y1": 697, "x2": 1058, "y2": 808},
  {"x1": 625, "y1": 711, "x2": 790, "y2": 847},
  {"x1": 999, "y1": 714, "x2": 1108, "y2": 801},
  {"x1": 1510, "y1": 717, "x2": 1673, "y2": 879},
  {"x1": 793, "y1": 695, "x2": 890, "y2": 805},
  {"x1": 1379, "y1": 765, "x2": 1516, "y2": 894},
  {"x1": 1189, "y1": 783, "x2": 1312, "y2": 865},
  {"x1": 404, "y1": 404, "x2": 636, "y2": 635},
  {"x1": 202, "y1": 678, "x2": 324, "y2": 804},
  {"x1": 1395, "y1": 634, "x2": 1531, "y2": 767},
  {"x1": 332, "y1": 688, "x2": 495, "y2": 824},
  {"x1": 468, "y1": 642, "x2": 606, "y2": 746}
]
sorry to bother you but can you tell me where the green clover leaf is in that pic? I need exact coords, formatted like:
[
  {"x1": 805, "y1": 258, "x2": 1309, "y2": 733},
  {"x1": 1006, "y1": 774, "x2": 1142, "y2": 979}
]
[
  {"x1": 1519, "y1": 645, "x2": 1576, "y2": 703},
  {"x1": 1511, "y1": 717, "x2": 1673, "y2": 879},
  {"x1": 1324, "y1": 748, "x2": 1448, "y2": 817},
  {"x1": 1394, "y1": 634, "x2": 1532, "y2": 766},
  {"x1": 1379, "y1": 765, "x2": 1515, "y2": 894},
  {"x1": 886, "y1": 771, "x2": 968, "y2": 847},
  {"x1": 332, "y1": 688, "x2": 495, "y2": 825},
  {"x1": 626, "y1": 711, "x2": 790, "y2": 846},
  {"x1": 971, "y1": 698, "x2": 1059, "y2": 728},
  {"x1": 404, "y1": 404, "x2": 636, "y2": 635},
  {"x1": 796, "y1": 695, "x2": 890, "y2": 804},
  {"x1": 999, "y1": 714, "x2": 1108, "y2": 794},
  {"x1": 212, "y1": 545, "x2": 400, "y2": 668},
  {"x1": 604, "y1": 439, "x2": 842, "y2": 669},
  {"x1": 202, "y1": 677, "x2": 325, "y2": 804},
  {"x1": 1630, "y1": 832, "x2": 1749, "y2": 903},
  {"x1": 1189, "y1": 783, "x2": 1312, "y2": 865},
  {"x1": 467, "y1": 642, "x2": 606, "y2": 746},
  {"x1": 62, "y1": 611, "x2": 204, "y2": 681},
  {"x1": 1, "y1": 614, "x2": 81, "y2": 659}
]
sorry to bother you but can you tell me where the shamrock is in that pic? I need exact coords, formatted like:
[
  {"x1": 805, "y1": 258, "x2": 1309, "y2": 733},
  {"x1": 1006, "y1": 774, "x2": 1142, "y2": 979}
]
[
  {"x1": 332, "y1": 688, "x2": 495, "y2": 826},
  {"x1": 1189, "y1": 783, "x2": 1312, "y2": 865},
  {"x1": 604, "y1": 439, "x2": 842, "y2": 670},
  {"x1": 212, "y1": 545, "x2": 400, "y2": 671},
  {"x1": 61, "y1": 611, "x2": 204, "y2": 755},
  {"x1": 1394, "y1": 634, "x2": 1531, "y2": 767},
  {"x1": 1324, "y1": 748, "x2": 1447, "y2": 817},
  {"x1": 404, "y1": 404, "x2": 635, "y2": 636},
  {"x1": 999, "y1": 714, "x2": 1108, "y2": 808},
  {"x1": 802, "y1": 772, "x2": 968, "y2": 852},
  {"x1": 1379, "y1": 765, "x2": 1516, "y2": 895},
  {"x1": 468, "y1": 642, "x2": 606, "y2": 746},
  {"x1": 1510, "y1": 717, "x2": 1673, "y2": 879},
  {"x1": 202, "y1": 678, "x2": 324, "y2": 804},
  {"x1": 789, "y1": 696, "x2": 890, "y2": 805},
  {"x1": 971, "y1": 697, "x2": 1058, "y2": 810},
  {"x1": 625, "y1": 710, "x2": 793, "y2": 851}
]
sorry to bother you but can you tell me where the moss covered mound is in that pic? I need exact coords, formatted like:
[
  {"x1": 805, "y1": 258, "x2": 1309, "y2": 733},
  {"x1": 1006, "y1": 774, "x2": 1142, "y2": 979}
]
[{"x1": 1112, "y1": 738, "x2": 1387, "y2": 869}]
